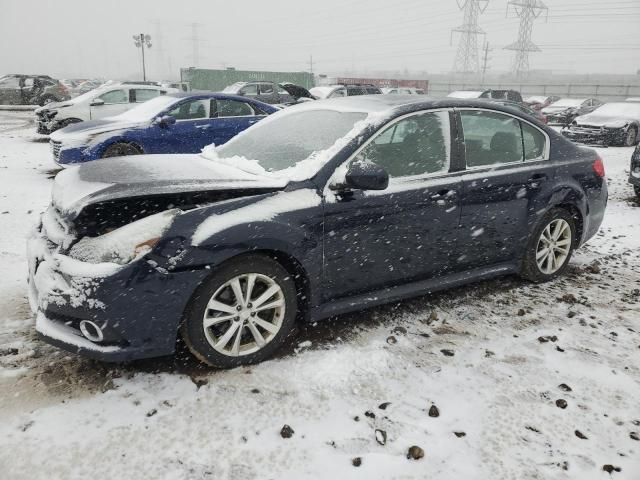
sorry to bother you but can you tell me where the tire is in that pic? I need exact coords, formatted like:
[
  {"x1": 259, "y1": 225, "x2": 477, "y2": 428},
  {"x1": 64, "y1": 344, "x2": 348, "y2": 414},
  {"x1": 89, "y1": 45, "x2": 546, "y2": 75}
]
[
  {"x1": 623, "y1": 127, "x2": 638, "y2": 147},
  {"x1": 38, "y1": 95, "x2": 57, "y2": 106},
  {"x1": 520, "y1": 208, "x2": 577, "y2": 283},
  {"x1": 634, "y1": 185, "x2": 640, "y2": 200},
  {"x1": 102, "y1": 142, "x2": 142, "y2": 158},
  {"x1": 181, "y1": 255, "x2": 298, "y2": 368}
]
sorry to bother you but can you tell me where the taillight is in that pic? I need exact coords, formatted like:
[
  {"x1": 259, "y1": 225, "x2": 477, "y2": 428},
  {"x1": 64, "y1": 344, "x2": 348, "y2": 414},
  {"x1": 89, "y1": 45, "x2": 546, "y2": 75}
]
[{"x1": 593, "y1": 156, "x2": 605, "y2": 177}]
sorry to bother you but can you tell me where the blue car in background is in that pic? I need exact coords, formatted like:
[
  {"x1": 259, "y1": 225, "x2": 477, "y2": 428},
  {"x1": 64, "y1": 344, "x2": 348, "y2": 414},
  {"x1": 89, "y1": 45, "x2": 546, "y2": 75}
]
[{"x1": 49, "y1": 93, "x2": 278, "y2": 165}]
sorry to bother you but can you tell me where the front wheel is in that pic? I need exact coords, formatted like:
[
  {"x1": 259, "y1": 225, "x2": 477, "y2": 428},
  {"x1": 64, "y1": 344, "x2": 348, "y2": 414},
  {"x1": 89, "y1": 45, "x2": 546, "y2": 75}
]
[
  {"x1": 181, "y1": 255, "x2": 298, "y2": 368},
  {"x1": 623, "y1": 127, "x2": 638, "y2": 147},
  {"x1": 634, "y1": 185, "x2": 640, "y2": 200},
  {"x1": 521, "y1": 208, "x2": 577, "y2": 282},
  {"x1": 102, "y1": 142, "x2": 142, "y2": 158}
]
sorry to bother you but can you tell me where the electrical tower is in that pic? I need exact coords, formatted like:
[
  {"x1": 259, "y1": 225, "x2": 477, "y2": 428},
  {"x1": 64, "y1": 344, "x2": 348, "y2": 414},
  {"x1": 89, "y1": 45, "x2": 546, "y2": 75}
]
[
  {"x1": 188, "y1": 23, "x2": 205, "y2": 67},
  {"x1": 451, "y1": 0, "x2": 489, "y2": 74},
  {"x1": 504, "y1": 0, "x2": 548, "y2": 77}
]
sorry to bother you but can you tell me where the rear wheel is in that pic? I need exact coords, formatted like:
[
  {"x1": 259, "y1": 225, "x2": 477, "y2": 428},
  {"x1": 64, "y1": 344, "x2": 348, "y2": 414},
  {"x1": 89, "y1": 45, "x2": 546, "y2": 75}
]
[
  {"x1": 521, "y1": 208, "x2": 577, "y2": 282},
  {"x1": 623, "y1": 127, "x2": 638, "y2": 147},
  {"x1": 181, "y1": 255, "x2": 298, "y2": 368},
  {"x1": 102, "y1": 142, "x2": 142, "y2": 158}
]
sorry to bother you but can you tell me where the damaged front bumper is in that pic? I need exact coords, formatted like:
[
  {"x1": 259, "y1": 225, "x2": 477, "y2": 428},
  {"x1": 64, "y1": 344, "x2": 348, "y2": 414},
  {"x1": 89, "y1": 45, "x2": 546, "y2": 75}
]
[
  {"x1": 561, "y1": 126, "x2": 626, "y2": 146},
  {"x1": 27, "y1": 208, "x2": 207, "y2": 362}
]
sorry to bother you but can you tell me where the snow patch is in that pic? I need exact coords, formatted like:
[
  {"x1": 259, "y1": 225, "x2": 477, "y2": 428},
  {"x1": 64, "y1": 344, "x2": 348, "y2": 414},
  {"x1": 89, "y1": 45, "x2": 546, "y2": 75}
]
[{"x1": 192, "y1": 189, "x2": 321, "y2": 245}]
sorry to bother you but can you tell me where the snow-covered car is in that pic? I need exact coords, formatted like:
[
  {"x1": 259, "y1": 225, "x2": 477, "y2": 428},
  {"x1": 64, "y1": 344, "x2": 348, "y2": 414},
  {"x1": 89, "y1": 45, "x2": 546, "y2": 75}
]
[
  {"x1": 222, "y1": 81, "x2": 313, "y2": 105},
  {"x1": 562, "y1": 102, "x2": 640, "y2": 147},
  {"x1": 525, "y1": 95, "x2": 561, "y2": 111},
  {"x1": 49, "y1": 93, "x2": 277, "y2": 165},
  {"x1": 448, "y1": 89, "x2": 523, "y2": 102},
  {"x1": 381, "y1": 87, "x2": 425, "y2": 95},
  {"x1": 34, "y1": 83, "x2": 175, "y2": 134},
  {"x1": 541, "y1": 98, "x2": 602, "y2": 125},
  {"x1": 28, "y1": 96, "x2": 607, "y2": 368},
  {"x1": 310, "y1": 84, "x2": 382, "y2": 99},
  {"x1": 630, "y1": 143, "x2": 640, "y2": 199},
  {"x1": 0, "y1": 74, "x2": 70, "y2": 106}
]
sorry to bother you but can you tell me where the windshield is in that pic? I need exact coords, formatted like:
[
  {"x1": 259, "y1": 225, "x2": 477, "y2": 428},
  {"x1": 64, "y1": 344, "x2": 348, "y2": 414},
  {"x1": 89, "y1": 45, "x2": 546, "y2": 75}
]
[
  {"x1": 211, "y1": 109, "x2": 368, "y2": 176},
  {"x1": 590, "y1": 102, "x2": 640, "y2": 117},
  {"x1": 113, "y1": 95, "x2": 181, "y2": 122},
  {"x1": 550, "y1": 99, "x2": 584, "y2": 107}
]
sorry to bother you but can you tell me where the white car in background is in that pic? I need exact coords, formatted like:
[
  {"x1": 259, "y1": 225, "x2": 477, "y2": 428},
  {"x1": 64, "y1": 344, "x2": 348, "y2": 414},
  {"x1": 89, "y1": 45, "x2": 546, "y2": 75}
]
[
  {"x1": 381, "y1": 87, "x2": 425, "y2": 94},
  {"x1": 34, "y1": 82, "x2": 176, "y2": 134}
]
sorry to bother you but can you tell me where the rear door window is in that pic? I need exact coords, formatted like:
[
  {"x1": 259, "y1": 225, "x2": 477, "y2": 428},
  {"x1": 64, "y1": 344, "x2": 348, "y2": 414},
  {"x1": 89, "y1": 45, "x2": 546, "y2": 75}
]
[
  {"x1": 240, "y1": 84, "x2": 258, "y2": 96},
  {"x1": 133, "y1": 88, "x2": 160, "y2": 103},
  {"x1": 98, "y1": 89, "x2": 129, "y2": 104},
  {"x1": 460, "y1": 110, "x2": 524, "y2": 167},
  {"x1": 259, "y1": 83, "x2": 274, "y2": 95},
  {"x1": 521, "y1": 122, "x2": 546, "y2": 160},
  {"x1": 168, "y1": 99, "x2": 209, "y2": 120},
  {"x1": 214, "y1": 99, "x2": 255, "y2": 117}
]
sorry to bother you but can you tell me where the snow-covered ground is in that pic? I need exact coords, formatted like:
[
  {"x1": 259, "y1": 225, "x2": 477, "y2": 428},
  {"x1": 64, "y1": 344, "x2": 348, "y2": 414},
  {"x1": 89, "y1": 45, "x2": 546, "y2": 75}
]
[{"x1": 0, "y1": 112, "x2": 638, "y2": 479}]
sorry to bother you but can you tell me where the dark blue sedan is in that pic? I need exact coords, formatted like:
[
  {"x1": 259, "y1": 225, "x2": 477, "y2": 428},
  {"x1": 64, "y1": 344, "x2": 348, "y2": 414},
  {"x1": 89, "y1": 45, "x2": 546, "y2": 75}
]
[
  {"x1": 48, "y1": 92, "x2": 278, "y2": 165},
  {"x1": 29, "y1": 96, "x2": 607, "y2": 368}
]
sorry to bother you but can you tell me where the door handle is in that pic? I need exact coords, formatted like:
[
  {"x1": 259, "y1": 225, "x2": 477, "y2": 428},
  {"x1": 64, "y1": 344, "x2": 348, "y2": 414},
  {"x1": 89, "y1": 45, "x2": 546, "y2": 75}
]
[
  {"x1": 527, "y1": 173, "x2": 547, "y2": 188},
  {"x1": 430, "y1": 189, "x2": 457, "y2": 200}
]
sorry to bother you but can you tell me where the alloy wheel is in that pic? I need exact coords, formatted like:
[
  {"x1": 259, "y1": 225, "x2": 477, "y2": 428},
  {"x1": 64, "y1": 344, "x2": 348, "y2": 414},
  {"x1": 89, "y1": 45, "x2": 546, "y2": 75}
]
[
  {"x1": 202, "y1": 273, "x2": 285, "y2": 357},
  {"x1": 626, "y1": 128, "x2": 637, "y2": 147},
  {"x1": 535, "y1": 219, "x2": 572, "y2": 274}
]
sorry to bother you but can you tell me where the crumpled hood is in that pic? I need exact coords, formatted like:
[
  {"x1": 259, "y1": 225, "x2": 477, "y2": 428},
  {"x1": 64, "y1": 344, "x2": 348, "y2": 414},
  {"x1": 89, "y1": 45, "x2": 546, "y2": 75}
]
[
  {"x1": 35, "y1": 101, "x2": 73, "y2": 113},
  {"x1": 52, "y1": 154, "x2": 289, "y2": 218},
  {"x1": 542, "y1": 105, "x2": 576, "y2": 114},
  {"x1": 575, "y1": 113, "x2": 636, "y2": 127},
  {"x1": 49, "y1": 118, "x2": 140, "y2": 142}
]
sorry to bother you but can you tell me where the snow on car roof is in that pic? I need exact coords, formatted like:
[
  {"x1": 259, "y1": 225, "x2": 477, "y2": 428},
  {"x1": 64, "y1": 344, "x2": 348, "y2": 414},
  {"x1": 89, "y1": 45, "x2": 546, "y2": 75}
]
[{"x1": 448, "y1": 91, "x2": 483, "y2": 98}]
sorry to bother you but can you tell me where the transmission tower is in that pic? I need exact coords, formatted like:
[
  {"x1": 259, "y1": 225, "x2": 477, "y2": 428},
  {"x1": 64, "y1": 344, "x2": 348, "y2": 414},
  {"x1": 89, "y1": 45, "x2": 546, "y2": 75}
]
[
  {"x1": 504, "y1": 0, "x2": 548, "y2": 77},
  {"x1": 451, "y1": 0, "x2": 489, "y2": 74}
]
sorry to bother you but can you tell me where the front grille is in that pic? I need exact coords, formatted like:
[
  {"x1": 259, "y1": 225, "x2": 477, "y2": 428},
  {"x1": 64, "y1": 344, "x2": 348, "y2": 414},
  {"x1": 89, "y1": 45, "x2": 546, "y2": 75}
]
[
  {"x1": 573, "y1": 124, "x2": 603, "y2": 133},
  {"x1": 51, "y1": 140, "x2": 61, "y2": 160}
]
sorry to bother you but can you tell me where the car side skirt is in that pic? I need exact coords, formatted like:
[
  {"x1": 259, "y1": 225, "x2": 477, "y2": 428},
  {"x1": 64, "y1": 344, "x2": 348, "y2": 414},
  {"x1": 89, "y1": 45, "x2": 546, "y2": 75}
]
[{"x1": 310, "y1": 262, "x2": 517, "y2": 321}]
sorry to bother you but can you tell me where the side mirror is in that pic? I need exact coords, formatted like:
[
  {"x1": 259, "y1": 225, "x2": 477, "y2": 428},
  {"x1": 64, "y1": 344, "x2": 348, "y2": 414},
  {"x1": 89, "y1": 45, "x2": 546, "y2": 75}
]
[
  {"x1": 155, "y1": 115, "x2": 176, "y2": 127},
  {"x1": 343, "y1": 161, "x2": 389, "y2": 191},
  {"x1": 90, "y1": 99, "x2": 105, "y2": 107}
]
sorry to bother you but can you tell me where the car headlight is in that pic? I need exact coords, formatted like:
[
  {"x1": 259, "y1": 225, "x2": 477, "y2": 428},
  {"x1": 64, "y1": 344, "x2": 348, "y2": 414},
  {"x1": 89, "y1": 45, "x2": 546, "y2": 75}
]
[
  {"x1": 68, "y1": 209, "x2": 180, "y2": 265},
  {"x1": 604, "y1": 121, "x2": 628, "y2": 129}
]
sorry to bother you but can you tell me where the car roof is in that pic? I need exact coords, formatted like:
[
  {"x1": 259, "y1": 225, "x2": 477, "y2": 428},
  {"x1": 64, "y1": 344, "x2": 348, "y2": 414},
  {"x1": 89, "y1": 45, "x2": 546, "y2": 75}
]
[
  {"x1": 290, "y1": 95, "x2": 547, "y2": 120},
  {"x1": 164, "y1": 91, "x2": 277, "y2": 107}
]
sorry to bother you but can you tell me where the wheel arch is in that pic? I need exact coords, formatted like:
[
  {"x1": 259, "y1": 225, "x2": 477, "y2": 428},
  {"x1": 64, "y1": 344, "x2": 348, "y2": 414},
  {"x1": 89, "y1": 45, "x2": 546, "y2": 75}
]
[{"x1": 98, "y1": 138, "x2": 145, "y2": 157}]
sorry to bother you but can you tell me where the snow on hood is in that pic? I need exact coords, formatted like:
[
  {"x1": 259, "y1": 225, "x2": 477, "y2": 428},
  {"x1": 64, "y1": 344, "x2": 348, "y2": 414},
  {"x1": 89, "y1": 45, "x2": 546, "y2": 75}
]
[
  {"x1": 192, "y1": 188, "x2": 321, "y2": 245},
  {"x1": 575, "y1": 103, "x2": 640, "y2": 125},
  {"x1": 52, "y1": 154, "x2": 288, "y2": 217}
]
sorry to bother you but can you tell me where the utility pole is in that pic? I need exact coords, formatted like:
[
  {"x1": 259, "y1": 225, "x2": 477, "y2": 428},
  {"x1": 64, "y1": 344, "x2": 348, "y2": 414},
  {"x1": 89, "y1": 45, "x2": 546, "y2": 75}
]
[
  {"x1": 451, "y1": 0, "x2": 489, "y2": 74},
  {"x1": 504, "y1": 0, "x2": 548, "y2": 77},
  {"x1": 481, "y1": 41, "x2": 492, "y2": 86},
  {"x1": 132, "y1": 33, "x2": 152, "y2": 81},
  {"x1": 309, "y1": 54, "x2": 313, "y2": 74}
]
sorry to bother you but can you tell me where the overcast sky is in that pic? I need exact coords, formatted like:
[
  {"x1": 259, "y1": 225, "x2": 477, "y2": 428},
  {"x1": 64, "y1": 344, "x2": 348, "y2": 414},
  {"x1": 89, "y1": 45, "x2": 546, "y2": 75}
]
[{"x1": 0, "y1": 0, "x2": 638, "y2": 81}]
